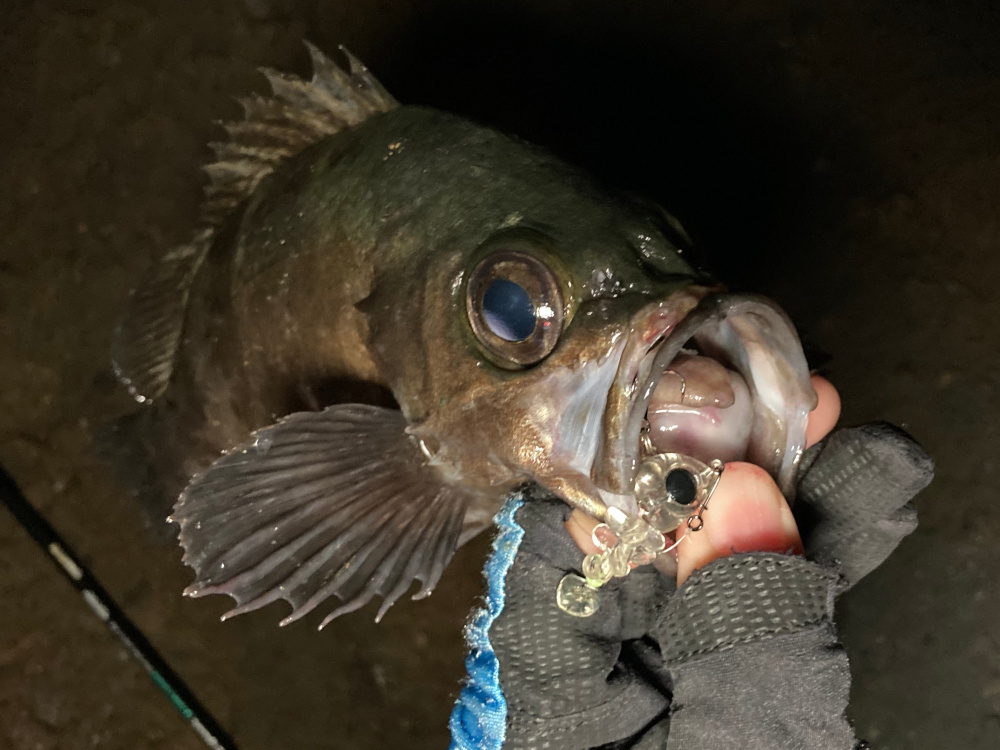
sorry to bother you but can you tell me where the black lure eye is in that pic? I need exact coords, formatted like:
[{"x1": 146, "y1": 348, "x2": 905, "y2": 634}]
[
  {"x1": 664, "y1": 468, "x2": 698, "y2": 505},
  {"x1": 466, "y1": 249, "x2": 564, "y2": 368}
]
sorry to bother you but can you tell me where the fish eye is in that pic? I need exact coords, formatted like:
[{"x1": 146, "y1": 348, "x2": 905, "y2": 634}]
[
  {"x1": 466, "y1": 250, "x2": 564, "y2": 368},
  {"x1": 482, "y1": 279, "x2": 536, "y2": 342}
]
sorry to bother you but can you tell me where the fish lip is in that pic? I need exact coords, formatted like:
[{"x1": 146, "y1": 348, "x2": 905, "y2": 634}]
[
  {"x1": 594, "y1": 291, "x2": 814, "y2": 503},
  {"x1": 593, "y1": 287, "x2": 710, "y2": 496}
]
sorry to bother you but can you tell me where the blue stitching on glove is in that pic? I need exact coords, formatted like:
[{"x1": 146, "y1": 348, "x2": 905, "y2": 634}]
[{"x1": 448, "y1": 493, "x2": 526, "y2": 750}]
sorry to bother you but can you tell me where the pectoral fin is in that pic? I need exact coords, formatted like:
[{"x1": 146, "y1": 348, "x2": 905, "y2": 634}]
[{"x1": 171, "y1": 404, "x2": 479, "y2": 627}]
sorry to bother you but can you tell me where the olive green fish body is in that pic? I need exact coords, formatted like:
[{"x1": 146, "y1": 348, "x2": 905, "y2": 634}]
[{"x1": 107, "y1": 47, "x2": 815, "y2": 627}]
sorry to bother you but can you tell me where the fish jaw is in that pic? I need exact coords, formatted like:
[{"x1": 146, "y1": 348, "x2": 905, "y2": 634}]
[
  {"x1": 511, "y1": 335, "x2": 629, "y2": 521},
  {"x1": 437, "y1": 290, "x2": 708, "y2": 521},
  {"x1": 406, "y1": 286, "x2": 814, "y2": 525},
  {"x1": 685, "y1": 297, "x2": 818, "y2": 494},
  {"x1": 398, "y1": 274, "x2": 815, "y2": 519},
  {"x1": 590, "y1": 289, "x2": 710, "y2": 499},
  {"x1": 592, "y1": 292, "x2": 817, "y2": 513}
]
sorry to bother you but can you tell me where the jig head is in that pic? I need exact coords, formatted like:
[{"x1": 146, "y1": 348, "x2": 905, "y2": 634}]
[{"x1": 556, "y1": 453, "x2": 724, "y2": 618}]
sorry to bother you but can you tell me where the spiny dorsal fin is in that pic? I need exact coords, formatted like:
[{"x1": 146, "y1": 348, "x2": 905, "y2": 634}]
[
  {"x1": 113, "y1": 44, "x2": 397, "y2": 404},
  {"x1": 200, "y1": 42, "x2": 398, "y2": 227}
]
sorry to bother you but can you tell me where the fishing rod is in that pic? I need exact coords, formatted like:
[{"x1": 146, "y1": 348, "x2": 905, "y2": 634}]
[{"x1": 0, "y1": 463, "x2": 238, "y2": 750}]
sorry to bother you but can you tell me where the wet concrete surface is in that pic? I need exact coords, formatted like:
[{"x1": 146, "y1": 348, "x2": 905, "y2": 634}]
[{"x1": 1, "y1": 1, "x2": 998, "y2": 748}]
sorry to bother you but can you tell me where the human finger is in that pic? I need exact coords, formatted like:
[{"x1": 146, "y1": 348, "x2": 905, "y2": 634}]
[
  {"x1": 806, "y1": 374, "x2": 840, "y2": 448},
  {"x1": 566, "y1": 507, "x2": 601, "y2": 555},
  {"x1": 675, "y1": 461, "x2": 802, "y2": 585}
]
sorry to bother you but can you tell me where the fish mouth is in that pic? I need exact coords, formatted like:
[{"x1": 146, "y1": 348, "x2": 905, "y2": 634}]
[{"x1": 593, "y1": 291, "x2": 816, "y2": 512}]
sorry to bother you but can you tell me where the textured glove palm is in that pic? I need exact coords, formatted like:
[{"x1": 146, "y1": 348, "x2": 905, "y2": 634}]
[{"x1": 449, "y1": 422, "x2": 933, "y2": 750}]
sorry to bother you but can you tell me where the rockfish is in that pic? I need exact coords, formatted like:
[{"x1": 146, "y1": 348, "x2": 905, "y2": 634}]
[{"x1": 105, "y1": 44, "x2": 815, "y2": 628}]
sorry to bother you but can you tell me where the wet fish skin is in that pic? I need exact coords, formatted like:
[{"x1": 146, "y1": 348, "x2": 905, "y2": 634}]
[
  {"x1": 171, "y1": 106, "x2": 699, "y2": 501},
  {"x1": 107, "y1": 48, "x2": 812, "y2": 625}
]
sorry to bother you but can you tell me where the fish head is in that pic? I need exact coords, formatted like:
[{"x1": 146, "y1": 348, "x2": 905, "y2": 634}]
[{"x1": 358, "y1": 111, "x2": 816, "y2": 519}]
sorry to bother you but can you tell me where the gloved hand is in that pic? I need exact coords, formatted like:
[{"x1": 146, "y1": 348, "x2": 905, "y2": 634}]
[
  {"x1": 794, "y1": 421, "x2": 933, "y2": 589},
  {"x1": 449, "y1": 383, "x2": 933, "y2": 749},
  {"x1": 450, "y1": 494, "x2": 674, "y2": 750}
]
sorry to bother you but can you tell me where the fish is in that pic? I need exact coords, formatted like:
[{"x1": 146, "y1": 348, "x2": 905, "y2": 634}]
[{"x1": 103, "y1": 43, "x2": 816, "y2": 629}]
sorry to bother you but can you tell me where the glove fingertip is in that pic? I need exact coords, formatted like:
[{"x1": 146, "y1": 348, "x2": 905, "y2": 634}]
[
  {"x1": 875, "y1": 502, "x2": 918, "y2": 537},
  {"x1": 857, "y1": 421, "x2": 935, "y2": 494}
]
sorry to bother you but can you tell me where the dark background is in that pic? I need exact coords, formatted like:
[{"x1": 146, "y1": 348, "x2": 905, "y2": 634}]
[{"x1": 1, "y1": 0, "x2": 998, "y2": 748}]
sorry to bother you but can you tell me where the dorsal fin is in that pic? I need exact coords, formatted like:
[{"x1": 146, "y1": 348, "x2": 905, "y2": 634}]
[
  {"x1": 200, "y1": 42, "x2": 398, "y2": 227},
  {"x1": 112, "y1": 233, "x2": 212, "y2": 403},
  {"x1": 113, "y1": 44, "x2": 397, "y2": 404}
]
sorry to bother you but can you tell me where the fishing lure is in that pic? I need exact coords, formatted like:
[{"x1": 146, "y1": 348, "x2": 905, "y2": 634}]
[{"x1": 556, "y1": 451, "x2": 724, "y2": 617}]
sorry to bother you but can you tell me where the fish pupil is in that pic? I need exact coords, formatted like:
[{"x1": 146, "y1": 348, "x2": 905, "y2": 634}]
[
  {"x1": 482, "y1": 279, "x2": 536, "y2": 342},
  {"x1": 664, "y1": 468, "x2": 698, "y2": 505}
]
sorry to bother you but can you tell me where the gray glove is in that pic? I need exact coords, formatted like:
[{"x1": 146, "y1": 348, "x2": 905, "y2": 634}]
[
  {"x1": 648, "y1": 553, "x2": 852, "y2": 750},
  {"x1": 645, "y1": 422, "x2": 933, "y2": 749},
  {"x1": 795, "y1": 421, "x2": 934, "y2": 589},
  {"x1": 490, "y1": 498, "x2": 672, "y2": 749},
  {"x1": 456, "y1": 422, "x2": 932, "y2": 749}
]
